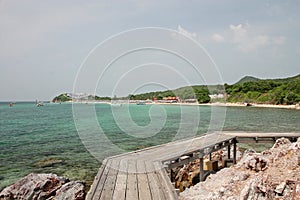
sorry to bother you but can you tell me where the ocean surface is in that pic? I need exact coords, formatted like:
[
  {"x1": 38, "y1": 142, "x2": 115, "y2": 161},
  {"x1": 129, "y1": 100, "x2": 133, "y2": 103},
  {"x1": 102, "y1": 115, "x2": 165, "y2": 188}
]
[{"x1": 1, "y1": 102, "x2": 300, "y2": 190}]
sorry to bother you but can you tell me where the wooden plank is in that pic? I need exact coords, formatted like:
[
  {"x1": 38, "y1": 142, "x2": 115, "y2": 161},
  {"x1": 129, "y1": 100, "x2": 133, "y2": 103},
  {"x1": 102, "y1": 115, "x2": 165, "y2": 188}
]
[
  {"x1": 222, "y1": 132, "x2": 300, "y2": 138},
  {"x1": 100, "y1": 159, "x2": 120, "y2": 200},
  {"x1": 86, "y1": 159, "x2": 108, "y2": 200},
  {"x1": 237, "y1": 138, "x2": 276, "y2": 144},
  {"x1": 145, "y1": 161, "x2": 166, "y2": 200},
  {"x1": 136, "y1": 160, "x2": 152, "y2": 200},
  {"x1": 112, "y1": 159, "x2": 128, "y2": 200},
  {"x1": 89, "y1": 159, "x2": 113, "y2": 200},
  {"x1": 153, "y1": 161, "x2": 178, "y2": 200},
  {"x1": 126, "y1": 159, "x2": 139, "y2": 200}
]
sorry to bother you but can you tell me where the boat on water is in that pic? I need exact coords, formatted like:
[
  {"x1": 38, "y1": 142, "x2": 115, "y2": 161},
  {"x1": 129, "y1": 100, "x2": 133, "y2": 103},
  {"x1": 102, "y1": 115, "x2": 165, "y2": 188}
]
[
  {"x1": 136, "y1": 101, "x2": 146, "y2": 105},
  {"x1": 36, "y1": 100, "x2": 44, "y2": 107},
  {"x1": 9, "y1": 102, "x2": 13, "y2": 107}
]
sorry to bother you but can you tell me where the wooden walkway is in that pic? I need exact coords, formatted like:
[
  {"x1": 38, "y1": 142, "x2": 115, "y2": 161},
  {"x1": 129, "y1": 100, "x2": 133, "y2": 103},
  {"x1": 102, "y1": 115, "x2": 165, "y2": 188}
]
[{"x1": 87, "y1": 132, "x2": 300, "y2": 200}]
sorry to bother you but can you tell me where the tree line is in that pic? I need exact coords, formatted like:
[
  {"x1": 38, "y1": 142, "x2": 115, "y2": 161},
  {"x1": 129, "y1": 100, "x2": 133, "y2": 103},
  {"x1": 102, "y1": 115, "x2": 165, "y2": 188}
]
[{"x1": 225, "y1": 74, "x2": 300, "y2": 105}]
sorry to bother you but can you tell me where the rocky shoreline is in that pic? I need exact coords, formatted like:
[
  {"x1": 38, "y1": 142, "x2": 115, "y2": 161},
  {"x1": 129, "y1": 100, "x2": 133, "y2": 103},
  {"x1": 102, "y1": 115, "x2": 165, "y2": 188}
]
[
  {"x1": 2, "y1": 137, "x2": 299, "y2": 200},
  {"x1": 0, "y1": 173, "x2": 85, "y2": 200},
  {"x1": 179, "y1": 137, "x2": 300, "y2": 199}
]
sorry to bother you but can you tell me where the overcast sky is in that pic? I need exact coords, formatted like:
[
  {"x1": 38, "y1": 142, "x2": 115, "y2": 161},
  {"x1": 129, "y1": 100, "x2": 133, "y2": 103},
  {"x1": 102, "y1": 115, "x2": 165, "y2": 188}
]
[{"x1": 1, "y1": 0, "x2": 299, "y2": 101}]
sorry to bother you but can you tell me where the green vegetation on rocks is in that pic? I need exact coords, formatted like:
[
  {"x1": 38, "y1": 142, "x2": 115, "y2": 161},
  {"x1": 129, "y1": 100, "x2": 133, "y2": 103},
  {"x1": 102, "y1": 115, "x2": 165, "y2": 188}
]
[
  {"x1": 52, "y1": 93, "x2": 72, "y2": 102},
  {"x1": 52, "y1": 93, "x2": 111, "y2": 102}
]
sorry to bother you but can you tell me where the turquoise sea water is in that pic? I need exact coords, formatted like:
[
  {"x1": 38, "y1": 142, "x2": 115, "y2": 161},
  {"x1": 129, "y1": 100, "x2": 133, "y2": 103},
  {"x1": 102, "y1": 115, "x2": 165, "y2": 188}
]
[{"x1": 0, "y1": 102, "x2": 299, "y2": 190}]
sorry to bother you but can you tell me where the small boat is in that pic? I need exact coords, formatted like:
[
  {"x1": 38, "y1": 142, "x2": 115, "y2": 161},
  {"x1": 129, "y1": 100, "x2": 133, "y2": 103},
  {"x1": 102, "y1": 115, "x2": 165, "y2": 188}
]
[
  {"x1": 9, "y1": 102, "x2": 13, "y2": 107},
  {"x1": 136, "y1": 101, "x2": 146, "y2": 105},
  {"x1": 36, "y1": 100, "x2": 44, "y2": 107}
]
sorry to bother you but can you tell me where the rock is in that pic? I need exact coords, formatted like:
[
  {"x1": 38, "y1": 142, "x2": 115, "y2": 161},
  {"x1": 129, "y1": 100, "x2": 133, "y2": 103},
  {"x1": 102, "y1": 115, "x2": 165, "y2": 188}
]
[
  {"x1": 295, "y1": 181, "x2": 300, "y2": 198},
  {"x1": 272, "y1": 137, "x2": 291, "y2": 149},
  {"x1": 0, "y1": 173, "x2": 85, "y2": 200},
  {"x1": 274, "y1": 182, "x2": 286, "y2": 194},
  {"x1": 237, "y1": 153, "x2": 268, "y2": 172},
  {"x1": 239, "y1": 181, "x2": 252, "y2": 200},
  {"x1": 34, "y1": 158, "x2": 64, "y2": 168},
  {"x1": 55, "y1": 181, "x2": 85, "y2": 200},
  {"x1": 0, "y1": 173, "x2": 67, "y2": 200},
  {"x1": 243, "y1": 148, "x2": 256, "y2": 156},
  {"x1": 180, "y1": 137, "x2": 300, "y2": 200}
]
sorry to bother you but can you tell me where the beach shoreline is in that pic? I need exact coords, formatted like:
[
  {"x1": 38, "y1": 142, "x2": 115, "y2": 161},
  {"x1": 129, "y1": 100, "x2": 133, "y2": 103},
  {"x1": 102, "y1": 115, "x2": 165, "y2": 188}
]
[{"x1": 66, "y1": 100, "x2": 300, "y2": 110}]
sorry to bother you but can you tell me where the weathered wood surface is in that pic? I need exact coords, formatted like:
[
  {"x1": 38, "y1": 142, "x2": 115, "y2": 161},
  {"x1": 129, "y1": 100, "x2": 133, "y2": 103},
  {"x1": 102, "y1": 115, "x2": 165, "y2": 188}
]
[
  {"x1": 87, "y1": 132, "x2": 300, "y2": 200},
  {"x1": 222, "y1": 132, "x2": 300, "y2": 138},
  {"x1": 223, "y1": 132, "x2": 300, "y2": 143}
]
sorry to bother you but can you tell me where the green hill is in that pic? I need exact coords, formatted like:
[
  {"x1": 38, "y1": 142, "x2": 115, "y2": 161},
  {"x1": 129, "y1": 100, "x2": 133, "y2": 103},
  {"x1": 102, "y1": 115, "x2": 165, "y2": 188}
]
[
  {"x1": 129, "y1": 85, "x2": 225, "y2": 103},
  {"x1": 225, "y1": 74, "x2": 300, "y2": 105},
  {"x1": 236, "y1": 76, "x2": 260, "y2": 84},
  {"x1": 52, "y1": 93, "x2": 111, "y2": 102},
  {"x1": 52, "y1": 93, "x2": 72, "y2": 102},
  {"x1": 53, "y1": 74, "x2": 300, "y2": 105}
]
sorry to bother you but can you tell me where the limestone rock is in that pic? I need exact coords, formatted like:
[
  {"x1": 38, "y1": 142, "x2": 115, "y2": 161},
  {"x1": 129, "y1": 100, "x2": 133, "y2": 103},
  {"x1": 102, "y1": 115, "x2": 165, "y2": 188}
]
[
  {"x1": 55, "y1": 181, "x2": 85, "y2": 200},
  {"x1": 274, "y1": 182, "x2": 286, "y2": 194},
  {"x1": 236, "y1": 153, "x2": 268, "y2": 172},
  {"x1": 180, "y1": 137, "x2": 300, "y2": 200},
  {"x1": 272, "y1": 137, "x2": 291, "y2": 149},
  {"x1": 0, "y1": 173, "x2": 85, "y2": 200}
]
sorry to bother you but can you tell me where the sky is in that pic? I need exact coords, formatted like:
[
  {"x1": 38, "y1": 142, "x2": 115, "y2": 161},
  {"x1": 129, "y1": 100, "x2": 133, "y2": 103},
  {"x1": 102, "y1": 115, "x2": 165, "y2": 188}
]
[{"x1": 0, "y1": 0, "x2": 299, "y2": 101}]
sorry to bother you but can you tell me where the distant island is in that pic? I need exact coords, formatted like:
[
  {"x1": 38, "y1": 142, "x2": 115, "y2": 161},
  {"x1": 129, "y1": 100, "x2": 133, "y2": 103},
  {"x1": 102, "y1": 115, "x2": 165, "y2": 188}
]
[
  {"x1": 52, "y1": 93, "x2": 111, "y2": 103},
  {"x1": 52, "y1": 74, "x2": 300, "y2": 105}
]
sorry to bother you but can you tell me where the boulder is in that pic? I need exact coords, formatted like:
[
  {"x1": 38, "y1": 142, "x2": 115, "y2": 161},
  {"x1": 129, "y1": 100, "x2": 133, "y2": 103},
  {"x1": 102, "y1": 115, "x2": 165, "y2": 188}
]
[
  {"x1": 272, "y1": 137, "x2": 291, "y2": 149},
  {"x1": 274, "y1": 182, "x2": 286, "y2": 194},
  {"x1": 55, "y1": 181, "x2": 85, "y2": 200},
  {"x1": 237, "y1": 153, "x2": 268, "y2": 172},
  {"x1": 0, "y1": 173, "x2": 85, "y2": 200}
]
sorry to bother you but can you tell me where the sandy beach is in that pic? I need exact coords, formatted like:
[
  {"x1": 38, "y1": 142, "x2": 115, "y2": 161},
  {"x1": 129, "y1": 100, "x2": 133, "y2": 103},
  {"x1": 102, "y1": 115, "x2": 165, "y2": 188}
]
[
  {"x1": 206, "y1": 102, "x2": 300, "y2": 110},
  {"x1": 144, "y1": 102, "x2": 300, "y2": 110},
  {"x1": 68, "y1": 100, "x2": 300, "y2": 110}
]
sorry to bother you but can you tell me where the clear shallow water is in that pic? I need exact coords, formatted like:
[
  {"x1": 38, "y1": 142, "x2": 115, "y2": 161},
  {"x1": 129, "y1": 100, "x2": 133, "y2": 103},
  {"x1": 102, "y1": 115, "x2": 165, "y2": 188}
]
[{"x1": 0, "y1": 102, "x2": 299, "y2": 190}]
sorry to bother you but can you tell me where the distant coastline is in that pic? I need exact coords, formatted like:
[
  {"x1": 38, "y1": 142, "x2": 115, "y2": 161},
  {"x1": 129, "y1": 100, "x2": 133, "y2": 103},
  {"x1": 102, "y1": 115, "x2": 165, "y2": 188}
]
[
  {"x1": 51, "y1": 74, "x2": 300, "y2": 108},
  {"x1": 57, "y1": 100, "x2": 300, "y2": 110}
]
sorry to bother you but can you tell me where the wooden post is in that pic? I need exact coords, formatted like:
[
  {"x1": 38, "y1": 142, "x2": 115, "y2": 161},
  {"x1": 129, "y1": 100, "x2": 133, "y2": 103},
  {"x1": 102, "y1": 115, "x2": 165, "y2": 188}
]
[
  {"x1": 199, "y1": 157, "x2": 204, "y2": 182},
  {"x1": 227, "y1": 145, "x2": 231, "y2": 159},
  {"x1": 233, "y1": 139, "x2": 237, "y2": 164}
]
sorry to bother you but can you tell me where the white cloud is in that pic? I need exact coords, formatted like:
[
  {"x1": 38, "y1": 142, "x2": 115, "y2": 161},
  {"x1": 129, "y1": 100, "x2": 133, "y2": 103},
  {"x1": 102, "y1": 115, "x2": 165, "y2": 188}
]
[
  {"x1": 211, "y1": 33, "x2": 225, "y2": 43},
  {"x1": 177, "y1": 25, "x2": 197, "y2": 39},
  {"x1": 228, "y1": 23, "x2": 286, "y2": 52}
]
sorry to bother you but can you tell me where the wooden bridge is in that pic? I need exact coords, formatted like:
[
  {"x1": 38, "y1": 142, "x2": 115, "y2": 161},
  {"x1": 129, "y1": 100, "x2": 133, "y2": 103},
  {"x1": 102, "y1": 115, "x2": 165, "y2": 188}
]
[{"x1": 86, "y1": 132, "x2": 300, "y2": 200}]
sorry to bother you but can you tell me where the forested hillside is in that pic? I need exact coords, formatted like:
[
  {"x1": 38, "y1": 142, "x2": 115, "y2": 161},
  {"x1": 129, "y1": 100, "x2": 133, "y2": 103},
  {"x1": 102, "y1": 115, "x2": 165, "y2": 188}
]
[
  {"x1": 52, "y1": 74, "x2": 300, "y2": 105},
  {"x1": 129, "y1": 85, "x2": 224, "y2": 103},
  {"x1": 225, "y1": 74, "x2": 300, "y2": 105}
]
